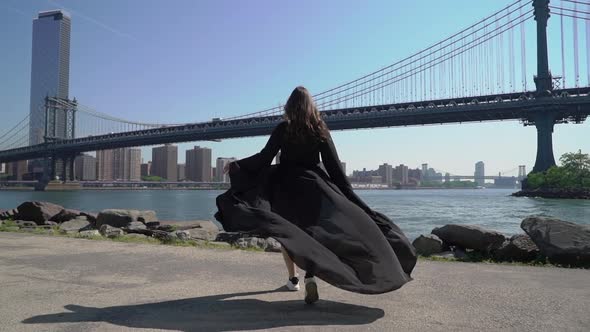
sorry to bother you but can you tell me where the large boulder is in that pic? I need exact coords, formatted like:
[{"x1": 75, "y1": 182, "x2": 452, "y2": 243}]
[
  {"x1": 80, "y1": 212, "x2": 97, "y2": 223},
  {"x1": 59, "y1": 218, "x2": 91, "y2": 234},
  {"x1": 493, "y1": 234, "x2": 540, "y2": 262},
  {"x1": 16, "y1": 202, "x2": 64, "y2": 225},
  {"x1": 99, "y1": 224, "x2": 124, "y2": 238},
  {"x1": 137, "y1": 210, "x2": 158, "y2": 223},
  {"x1": 521, "y1": 216, "x2": 590, "y2": 267},
  {"x1": 123, "y1": 221, "x2": 147, "y2": 231},
  {"x1": 412, "y1": 234, "x2": 444, "y2": 256},
  {"x1": 96, "y1": 210, "x2": 140, "y2": 228},
  {"x1": 50, "y1": 209, "x2": 82, "y2": 223},
  {"x1": 431, "y1": 224, "x2": 505, "y2": 252}
]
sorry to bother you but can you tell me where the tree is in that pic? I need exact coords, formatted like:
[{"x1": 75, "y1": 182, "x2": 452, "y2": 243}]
[{"x1": 560, "y1": 150, "x2": 590, "y2": 174}]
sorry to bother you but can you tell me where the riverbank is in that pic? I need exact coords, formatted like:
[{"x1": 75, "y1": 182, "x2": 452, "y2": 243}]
[
  {"x1": 2, "y1": 201, "x2": 589, "y2": 268},
  {"x1": 512, "y1": 188, "x2": 590, "y2": 199}
]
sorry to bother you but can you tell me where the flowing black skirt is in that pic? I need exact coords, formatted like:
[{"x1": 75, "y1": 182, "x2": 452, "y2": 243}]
[{"x1": 215, "y1": 164, "x2": 417, "y2": 294}]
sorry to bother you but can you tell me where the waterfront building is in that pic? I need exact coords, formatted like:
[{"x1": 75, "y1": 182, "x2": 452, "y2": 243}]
[
  {"x1": 152, "y1": 144, "x2": 178, "y2": 181},
  {"x1": 6, "y1": 161, "x2": 28, "y2": 180},
  {"x1": 113, "y1": 148, "x2": 141, "y2": 181},
  {"x1": 140, "y1": 162, "x2": 151, "y2": 177},
  {"x1": 216, "y1": 157, "x2": 236, "y2": 182},
  {"x1": 177, "y1": 164, "x2": 185, "y2": 181},
  {"x1": 378, "y1": 163, "x2": 393, "y2": 186},
  {"x1": 475, "y1": 161, "x2": 485, "y2": 186},
  {"x1": 96, "y1": 150, "x2": 114, "y2": 181},
  {"x1": 186, "y1": 146, "x2": 211, "y2": 182},
  {"x1": 74, "y1": 154, "x2": 96, "y2": 181}
]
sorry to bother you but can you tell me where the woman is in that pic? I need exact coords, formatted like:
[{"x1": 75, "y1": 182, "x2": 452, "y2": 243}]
[{"x1": 216, "y1": 86, "x2": 417, "y2": 304}]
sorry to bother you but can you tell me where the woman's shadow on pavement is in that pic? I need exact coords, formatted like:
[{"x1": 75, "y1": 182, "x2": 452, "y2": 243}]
[{"x1": 22, "y1": 287, "x2": 385, "y2": 331}]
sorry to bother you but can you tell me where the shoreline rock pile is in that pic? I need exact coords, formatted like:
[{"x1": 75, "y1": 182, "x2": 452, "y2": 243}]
[
  {"x1": 0, "y1": 201, "x2": 281, "y2": 253},
  {"x1": 413, "y1": 216, "x2": 590, "y2": 268}
]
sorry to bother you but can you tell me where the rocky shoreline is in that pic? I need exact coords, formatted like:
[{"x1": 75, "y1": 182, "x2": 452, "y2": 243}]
[
  {"x1": 2, "y1": 201, "x2": 589, "y2": 268},
  {"x1": 512, "y1": 188, "x2": 590, "y2": 199},
  {"x1": 0, "y1": 202, "x2": 281, "y2": 253},
  {"x1": 412, "y1": 217, "x2": 590, "y2": 268}
]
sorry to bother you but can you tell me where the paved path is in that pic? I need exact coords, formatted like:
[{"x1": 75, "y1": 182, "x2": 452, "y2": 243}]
[{"x1": 1, "y1": 232, "x2": 589, "y2": 332}]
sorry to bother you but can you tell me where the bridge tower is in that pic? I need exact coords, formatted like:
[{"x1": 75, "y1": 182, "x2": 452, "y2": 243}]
[
  {"x1": 38, "y1": 96, "x2": 78, "y2": 190},
  {"x1": 530, "y1": 0, "x2": 556, "y2": 173}
]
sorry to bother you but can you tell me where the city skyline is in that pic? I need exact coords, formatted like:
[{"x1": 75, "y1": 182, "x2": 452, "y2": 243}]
[{"x1": 0, "y1": 1, "x2": 588, "y2": 175}]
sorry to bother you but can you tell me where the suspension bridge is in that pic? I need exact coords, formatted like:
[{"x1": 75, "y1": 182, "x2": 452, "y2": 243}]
[{"x1": 0, "y1": 0, "x2": 589, "y2": 190}]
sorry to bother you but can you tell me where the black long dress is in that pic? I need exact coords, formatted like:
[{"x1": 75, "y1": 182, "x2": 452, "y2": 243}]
[{"x1": 215, "y1": 121, "x2": 417, "y2": 294}]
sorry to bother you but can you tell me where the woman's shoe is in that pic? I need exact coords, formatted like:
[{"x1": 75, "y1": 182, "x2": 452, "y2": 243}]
[
  {"x1": 286, "y1": 277, "x2": 300, "y2": 291},
  {"x1": 304, "y1": 277, "x2": 319, "y2": 304}
]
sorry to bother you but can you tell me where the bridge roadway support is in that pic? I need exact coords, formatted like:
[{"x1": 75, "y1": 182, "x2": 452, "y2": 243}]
[
  {"x1": 36, "y1": 155, "x2": 81, "y2": 191},
  {"x1": 531, "y1": 112, "x2": 557, "y2": 173}
]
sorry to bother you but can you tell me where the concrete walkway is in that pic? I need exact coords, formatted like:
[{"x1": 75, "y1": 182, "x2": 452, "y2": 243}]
[{"x1": 1, "y1": 232, "x2": 588, "y2": 332}]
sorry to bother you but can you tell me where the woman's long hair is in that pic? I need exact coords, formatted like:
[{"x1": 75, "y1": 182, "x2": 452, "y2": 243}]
[{"x1": 283, "y1": 86, "x2": 329, "y2": 143}]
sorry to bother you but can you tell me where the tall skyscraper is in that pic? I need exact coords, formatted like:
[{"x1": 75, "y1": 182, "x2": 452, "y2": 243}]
[
  {"x1": 216, "y1": 157, "x2": 236, "y2": 182},
  {"x1": 474, "y1": 161, "x2": 485, "y2": 186},
  {"x1": 186, "y1": 146, "x2": 211, "y2": 182},
  {"x1": 113, "y1": 148, "x2": 141, "y2": 181},
  {"x1": 29, "y1": 10, "x2": 71, "y2": 146},
  {"x1": 96, "y1": 150, "x2": 114, "y2": 180},
  {"x1": 152, "y1": 145, "x2": 178, "y2": 181},
  {"x1": 74, "y1": 154, "x2": 97, "y2": 181}
]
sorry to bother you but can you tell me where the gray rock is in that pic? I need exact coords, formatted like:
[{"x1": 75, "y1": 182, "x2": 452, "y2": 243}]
[
  {"x1": 50, "y1": 209, "x2": 81, "y2": 223},
  {"x1": 183, "y1": 227, "x2": 218, "y2": 241},
  {"x1": 16, "y1": 201, "x2": 64, "y2": 224},
  {"x1": 264, "y1": 238, "x2": 282, "y2": 252},
  {"x1": 174, "y1": 230, "x2": 191, "y2": 241},
  {"x1": 137, "y1": 210, "x2": 158, "y2": 223},
  {"x1": 80, "y1": 212, "x2": 97, "y2": 223},
  {"x1": 146, "y1": 221, "x2": 160, "y2": 229},
  {"x1": 59, "y1": 218, "x2": 91, "y2": 233},
  {"x1": 14, "y1": 220, "x2": 37, "y2": 228},
  {"x1": 0, "y1": 209, "x2": 18, "y2": 220},
  {"x1": 453, "y1": 247, "x2": 468, "y2": 259},
  {"x1": 215, "y1": 232, "x2": 245, "y2": 244},
  {"x1": 44, "y1": 221, "x2": 58, "y2": 226},
  {"x1": 412, "y1": 234, "x2": 444, "y2": 256},
  {"x1": 99, "y1": 224, "x2": 124, "y2": 238},
  {"x1": 124, "y1": 221, "x2": 147, "y2": 231},
  {"x1": 235, "y1": 237, "x2": 268, "y2": 250},
  {"x1": 493, "y1": 234, "x2": 540, "y2": 262},
  {"x1": 521, "y1": 216, "x2": 590, "y2": 267},
  {"x1": 432, "y1": 224, "x2": 505, "y2": 252},
  {"x1": 79, "y1": 230, "x2": 101, "y2": 237},
  {"x1": 96, "y1": 209, "x2": 139, "y2": 228},
  {"x1": 158, "y1": 220, "x2": 219, "y2": 231}
]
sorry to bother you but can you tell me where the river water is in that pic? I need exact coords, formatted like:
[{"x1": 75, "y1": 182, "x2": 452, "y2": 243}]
[{"x1": 1, "y1": 189, "x2": 588, "y2": 240}]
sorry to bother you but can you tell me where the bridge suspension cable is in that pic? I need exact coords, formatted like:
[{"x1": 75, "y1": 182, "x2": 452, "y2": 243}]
[{"x1": 0, "y1": 115, "x2": 30, "y2": 151}]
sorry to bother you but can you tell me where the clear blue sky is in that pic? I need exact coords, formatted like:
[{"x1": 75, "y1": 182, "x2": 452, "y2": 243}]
[{"x1": 1, "y1": 0, "x2": 588, "y2": 175}]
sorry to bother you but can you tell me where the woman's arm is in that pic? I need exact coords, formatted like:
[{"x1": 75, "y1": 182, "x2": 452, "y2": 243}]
[{"x1": 236, "y1": 122, "x2": 285, "y2": 172}]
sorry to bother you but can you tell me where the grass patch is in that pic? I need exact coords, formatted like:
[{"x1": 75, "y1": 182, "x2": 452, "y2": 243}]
[{"x1": 418, "y1": 253, "x2": 558, "y2": 268}]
